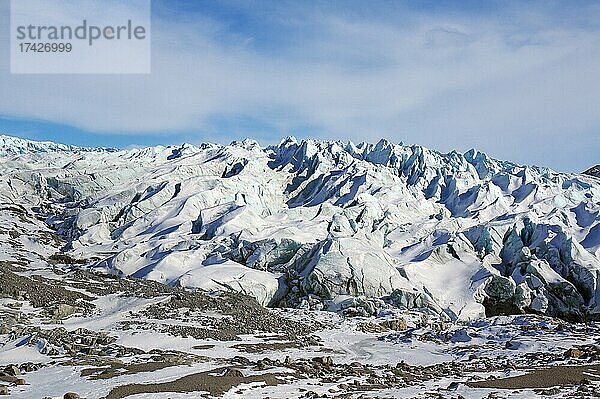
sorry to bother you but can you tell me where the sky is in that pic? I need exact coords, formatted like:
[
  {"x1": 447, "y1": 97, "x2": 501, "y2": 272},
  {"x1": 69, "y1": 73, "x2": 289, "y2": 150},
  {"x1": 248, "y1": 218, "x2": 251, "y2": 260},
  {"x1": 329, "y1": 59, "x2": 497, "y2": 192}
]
[{"x1": 1, "y1": 0, "x2": 599, "y2": 172}]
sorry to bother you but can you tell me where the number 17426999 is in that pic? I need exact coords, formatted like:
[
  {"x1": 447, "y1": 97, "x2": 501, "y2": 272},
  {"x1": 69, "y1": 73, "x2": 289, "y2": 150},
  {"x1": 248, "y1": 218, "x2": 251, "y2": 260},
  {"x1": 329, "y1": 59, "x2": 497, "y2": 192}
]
[{"x1": 18, "y1": 42, "x2": 72, "y2": 52}]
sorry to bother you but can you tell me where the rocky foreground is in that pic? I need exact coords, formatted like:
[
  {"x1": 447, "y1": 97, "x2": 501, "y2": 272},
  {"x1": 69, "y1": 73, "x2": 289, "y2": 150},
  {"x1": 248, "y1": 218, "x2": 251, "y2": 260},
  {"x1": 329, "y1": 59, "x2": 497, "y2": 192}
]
[
  {"x1": 3, "y1": 255, "x2": 600, "y2": 399},
  {"x1": 0, "y1": 134, "x2": 599, "y2": 398}
]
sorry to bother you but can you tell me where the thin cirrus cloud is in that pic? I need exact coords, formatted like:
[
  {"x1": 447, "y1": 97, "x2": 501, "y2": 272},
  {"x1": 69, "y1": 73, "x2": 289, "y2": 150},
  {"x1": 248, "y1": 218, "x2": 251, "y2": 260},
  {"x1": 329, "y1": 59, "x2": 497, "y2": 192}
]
[{"x1": 0, "y1": 0, "x2": 599, "y2": 171}]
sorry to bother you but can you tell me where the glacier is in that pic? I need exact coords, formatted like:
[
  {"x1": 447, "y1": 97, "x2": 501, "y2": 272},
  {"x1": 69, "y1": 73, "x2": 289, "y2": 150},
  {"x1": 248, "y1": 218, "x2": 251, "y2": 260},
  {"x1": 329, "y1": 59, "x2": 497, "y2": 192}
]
[
  {"x1": 1, "y1": 134, "x2": 599, "y2": 323},
  {"x1": 585, "y1": 164, "x2": 600, "y2": 178}
]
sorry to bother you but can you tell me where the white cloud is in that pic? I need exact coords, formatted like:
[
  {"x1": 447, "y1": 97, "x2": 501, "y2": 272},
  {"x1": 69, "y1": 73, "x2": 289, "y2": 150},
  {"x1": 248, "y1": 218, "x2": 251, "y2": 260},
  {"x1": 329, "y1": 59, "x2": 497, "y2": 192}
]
[{"x1": 0, "y1": 0, "x2": 598, "y2": 171}]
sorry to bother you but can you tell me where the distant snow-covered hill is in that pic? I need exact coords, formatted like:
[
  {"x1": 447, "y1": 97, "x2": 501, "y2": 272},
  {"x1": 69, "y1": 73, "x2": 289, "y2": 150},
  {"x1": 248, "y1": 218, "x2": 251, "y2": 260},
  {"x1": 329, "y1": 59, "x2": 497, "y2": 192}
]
[
  {"x1": 0, "y1": 134, "x2": 82, "y2": 156},
  {"x1": 1, "y1": 134, "x2": 599, "y2": 322},
  {"x1": 0, "y1": 134, "x2": 114, "y2": 157}
]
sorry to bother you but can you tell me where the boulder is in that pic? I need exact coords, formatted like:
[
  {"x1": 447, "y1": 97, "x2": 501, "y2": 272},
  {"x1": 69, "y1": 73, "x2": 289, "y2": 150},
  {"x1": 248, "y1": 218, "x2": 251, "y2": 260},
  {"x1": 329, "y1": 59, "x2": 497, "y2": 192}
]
[
  {"x1": 381, "y1": 318, "x2": 407, "y2": 331},
  {"x1": 0, "y1": 376, "x2": 18, "y2": 384},
  {"x1": 223, "y1": 368, "x2": 244, "y2": 378},
  {"x1": 53, "y1": 304, "x2": 82, "y2": 319},
  {"x1": 330, "y1": 296, "x2": 386, "y2": 317},
  {"x1": 359, "y1": 318, "x2": 407, "y2": 333},
  {"x1": 3, "y1": 366, "x2": 19, "y2": 376},
  {"x1": 564, "y1": 348, "x2": 584, "y2": 358}
]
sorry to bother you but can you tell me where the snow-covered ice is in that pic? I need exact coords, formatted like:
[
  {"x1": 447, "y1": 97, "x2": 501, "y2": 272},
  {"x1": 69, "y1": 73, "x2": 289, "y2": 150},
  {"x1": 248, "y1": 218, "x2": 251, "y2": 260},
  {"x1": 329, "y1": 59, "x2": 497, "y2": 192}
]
[{"x1": 0, "y1": 134, "x2": 599, "y2": 398}]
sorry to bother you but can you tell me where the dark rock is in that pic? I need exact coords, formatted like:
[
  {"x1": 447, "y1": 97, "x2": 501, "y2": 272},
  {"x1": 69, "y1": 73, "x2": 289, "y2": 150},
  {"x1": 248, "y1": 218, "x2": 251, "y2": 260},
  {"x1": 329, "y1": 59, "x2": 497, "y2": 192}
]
[
  {"x1": 3, "y1": 366, "x2": 19, "y2": 376},
  {"x1": 255, "y1": 360, "x2": 269, "y2": 371},
  {"x1": 583, "y1": 165, "x2": 600, "y2": 178},
  {"x1": 312, "y1": 356, "x2": 333, "y2": 367},
  {"x1": 223, "y1": 368, "x2": 244, "y2": 378},
  {"x1": 505, "y1": 341, "x2": 519, "y2": 350},
  {"x1": 0, "y1": 376, "x2": 18, "y2": 384},
  {"x1": 564, "y1": 348, "x2": 584, "y2": 358}
]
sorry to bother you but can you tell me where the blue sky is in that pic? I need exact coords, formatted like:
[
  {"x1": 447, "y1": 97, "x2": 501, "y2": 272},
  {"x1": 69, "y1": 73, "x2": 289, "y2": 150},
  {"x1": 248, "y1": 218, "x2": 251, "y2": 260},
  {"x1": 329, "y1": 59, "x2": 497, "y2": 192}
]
[{"x1": 1, "y1": 0, "x2": 599, "y2": 171}]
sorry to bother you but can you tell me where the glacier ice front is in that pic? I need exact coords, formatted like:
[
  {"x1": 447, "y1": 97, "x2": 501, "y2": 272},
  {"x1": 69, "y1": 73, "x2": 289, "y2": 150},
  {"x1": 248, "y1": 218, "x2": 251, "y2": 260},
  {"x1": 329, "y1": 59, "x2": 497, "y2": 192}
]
[{"x1": 1, "y1": 134, "x2": 599, "y2": 321}]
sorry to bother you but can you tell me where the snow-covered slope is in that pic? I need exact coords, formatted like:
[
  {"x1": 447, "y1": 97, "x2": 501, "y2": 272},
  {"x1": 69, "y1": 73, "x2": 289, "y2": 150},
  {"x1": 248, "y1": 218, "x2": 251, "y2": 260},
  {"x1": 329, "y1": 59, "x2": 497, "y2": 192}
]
[
  {"x1": 0, "y1": 134, "x2": 81, "y2": 157},
  {"x1": 585, "y1": 165, "x2": 600, "y2": 178},
  {"x1": 1, "y1": 135, "x2": 599, "y2": 322}
]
